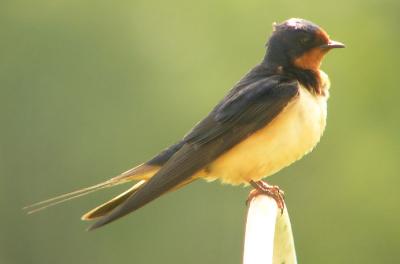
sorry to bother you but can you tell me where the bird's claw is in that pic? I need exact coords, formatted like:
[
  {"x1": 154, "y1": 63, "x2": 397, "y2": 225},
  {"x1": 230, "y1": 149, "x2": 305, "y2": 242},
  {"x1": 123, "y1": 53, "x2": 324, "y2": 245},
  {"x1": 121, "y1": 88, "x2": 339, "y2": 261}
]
[{"x1": 246, "y1": 181, "x2": 285, "y2": 214}]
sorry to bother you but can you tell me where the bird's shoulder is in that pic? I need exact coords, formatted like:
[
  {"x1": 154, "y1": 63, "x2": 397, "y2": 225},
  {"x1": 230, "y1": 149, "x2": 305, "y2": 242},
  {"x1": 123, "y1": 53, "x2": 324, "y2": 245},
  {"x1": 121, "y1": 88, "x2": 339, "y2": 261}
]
[
  {"x1": 147, "y1": 65, "x2": 300, "y2": 167},
  {"x1": 183, "y1": 65, "x2": 300, "y2": 144}
]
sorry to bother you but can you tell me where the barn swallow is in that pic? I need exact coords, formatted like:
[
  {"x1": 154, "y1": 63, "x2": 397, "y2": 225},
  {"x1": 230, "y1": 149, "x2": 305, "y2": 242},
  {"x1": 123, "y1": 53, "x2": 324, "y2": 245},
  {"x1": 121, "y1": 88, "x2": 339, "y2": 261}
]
[{"x1": 25, "y1": 18, "x2": 344, "y2": 230}]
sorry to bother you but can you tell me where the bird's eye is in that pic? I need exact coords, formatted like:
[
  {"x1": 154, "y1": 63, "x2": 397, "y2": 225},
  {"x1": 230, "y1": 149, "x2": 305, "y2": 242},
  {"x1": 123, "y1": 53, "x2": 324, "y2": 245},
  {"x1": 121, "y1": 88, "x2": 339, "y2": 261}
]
[{"x1": 299, "y1": 37, "x2": 310, "y2": 45}]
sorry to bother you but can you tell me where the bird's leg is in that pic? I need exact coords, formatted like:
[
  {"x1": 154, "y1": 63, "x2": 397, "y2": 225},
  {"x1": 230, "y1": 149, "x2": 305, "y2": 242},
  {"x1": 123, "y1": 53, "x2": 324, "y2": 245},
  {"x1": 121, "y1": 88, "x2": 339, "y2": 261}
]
[{"x1": 247, "y1": 180, "x2": 285, "y2": 214}]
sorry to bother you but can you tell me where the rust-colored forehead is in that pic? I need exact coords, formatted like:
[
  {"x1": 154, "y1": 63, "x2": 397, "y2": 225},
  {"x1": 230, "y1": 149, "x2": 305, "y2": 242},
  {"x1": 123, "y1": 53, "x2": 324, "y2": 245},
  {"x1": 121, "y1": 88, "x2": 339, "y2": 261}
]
[{"x1": 316, "y1": 28, "x2": 330, "y2": 43}]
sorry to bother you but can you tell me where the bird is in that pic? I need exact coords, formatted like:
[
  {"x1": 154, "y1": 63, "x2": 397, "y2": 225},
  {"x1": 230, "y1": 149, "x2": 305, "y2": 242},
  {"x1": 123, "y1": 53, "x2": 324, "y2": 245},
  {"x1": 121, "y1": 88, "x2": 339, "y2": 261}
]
[{"x1": 24, "y1": 18, "x2": 345, "y2": 231}]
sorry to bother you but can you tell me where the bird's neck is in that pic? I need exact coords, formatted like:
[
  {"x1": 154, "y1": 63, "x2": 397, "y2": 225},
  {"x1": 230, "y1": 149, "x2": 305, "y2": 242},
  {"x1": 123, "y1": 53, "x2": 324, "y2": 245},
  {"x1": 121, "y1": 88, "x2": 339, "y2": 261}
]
[
  {"x1": 263, "y1": 61, "x2": 324, "y2": 95},
  {"x1": 284, "y1": 67, "x2": 324, "y2": 95}
]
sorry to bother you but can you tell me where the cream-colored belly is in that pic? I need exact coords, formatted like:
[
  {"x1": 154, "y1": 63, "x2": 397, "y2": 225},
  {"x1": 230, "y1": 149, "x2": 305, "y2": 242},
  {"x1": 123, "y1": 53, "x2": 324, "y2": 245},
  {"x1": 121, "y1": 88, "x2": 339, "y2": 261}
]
[{"x1": 199, "y1": 85, "x2": 328, "y2": 185}]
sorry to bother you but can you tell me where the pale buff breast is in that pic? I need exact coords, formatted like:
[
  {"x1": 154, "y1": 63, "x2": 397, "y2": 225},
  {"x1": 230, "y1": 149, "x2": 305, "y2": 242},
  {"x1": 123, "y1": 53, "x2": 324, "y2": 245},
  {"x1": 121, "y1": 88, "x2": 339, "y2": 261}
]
[{"x1": 199, "y1": 73, "x2": 330, "y2": 185}]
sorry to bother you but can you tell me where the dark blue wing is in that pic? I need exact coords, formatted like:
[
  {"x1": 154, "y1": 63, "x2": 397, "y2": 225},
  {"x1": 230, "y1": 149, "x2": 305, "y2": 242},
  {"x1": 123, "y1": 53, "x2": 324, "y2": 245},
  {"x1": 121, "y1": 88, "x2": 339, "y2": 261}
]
[{"x1": 89, "y1": 71, "x2": 299, "y2": 230}]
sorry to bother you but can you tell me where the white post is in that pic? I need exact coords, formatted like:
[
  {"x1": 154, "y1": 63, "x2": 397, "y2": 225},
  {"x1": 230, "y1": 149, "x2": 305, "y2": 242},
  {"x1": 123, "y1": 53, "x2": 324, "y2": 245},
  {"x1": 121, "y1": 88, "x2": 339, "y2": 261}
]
[{"x1": 243, "y1": 195, "x2": 297, "y2": 264}]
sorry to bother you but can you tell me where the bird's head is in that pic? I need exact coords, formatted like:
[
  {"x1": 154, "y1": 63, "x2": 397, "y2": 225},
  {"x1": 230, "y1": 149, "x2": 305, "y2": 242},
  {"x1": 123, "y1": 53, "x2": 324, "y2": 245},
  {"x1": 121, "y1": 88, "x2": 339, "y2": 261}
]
[{"x1": 265, "y1": 18, "x2": 345, "y2": 71}]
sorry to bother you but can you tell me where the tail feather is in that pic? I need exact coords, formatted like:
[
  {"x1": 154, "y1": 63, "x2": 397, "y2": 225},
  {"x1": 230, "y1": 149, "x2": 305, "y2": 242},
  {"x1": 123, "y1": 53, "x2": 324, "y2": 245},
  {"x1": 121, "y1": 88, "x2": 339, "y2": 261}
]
[
  {"x1": 23, "y1": 181, "x2": 118, "y2": 214},
  {"x1": 87, "y1": 178, "x2": 196, "y2": 231},
  {"x1": 23, "y1": 164, "x2": 159, "y2": 214},
  {"x1": 81, "y1": 180, "x2": 146, "y2": 220}
]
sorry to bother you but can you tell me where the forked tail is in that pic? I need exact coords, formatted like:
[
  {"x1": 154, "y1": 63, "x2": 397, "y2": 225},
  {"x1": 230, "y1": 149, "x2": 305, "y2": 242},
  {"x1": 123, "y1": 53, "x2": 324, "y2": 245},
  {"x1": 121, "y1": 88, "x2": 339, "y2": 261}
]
[{"x1": 23, "y1": 164, "x2": 158, "y2": 214}]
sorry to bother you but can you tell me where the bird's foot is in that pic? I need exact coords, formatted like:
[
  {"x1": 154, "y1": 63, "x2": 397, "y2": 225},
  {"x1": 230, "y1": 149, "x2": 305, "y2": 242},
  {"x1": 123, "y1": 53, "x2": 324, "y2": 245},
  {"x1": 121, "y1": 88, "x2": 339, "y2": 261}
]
[{"x1": 246, "y1": 180, "x2": 285, "y2": 214}]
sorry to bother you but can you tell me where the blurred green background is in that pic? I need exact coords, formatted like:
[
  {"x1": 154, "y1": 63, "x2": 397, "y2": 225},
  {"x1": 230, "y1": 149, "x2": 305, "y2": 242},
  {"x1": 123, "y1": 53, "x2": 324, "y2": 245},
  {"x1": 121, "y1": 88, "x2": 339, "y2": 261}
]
[{"x1": 1, "y1": 0, "x2": 399, "y2": 263}]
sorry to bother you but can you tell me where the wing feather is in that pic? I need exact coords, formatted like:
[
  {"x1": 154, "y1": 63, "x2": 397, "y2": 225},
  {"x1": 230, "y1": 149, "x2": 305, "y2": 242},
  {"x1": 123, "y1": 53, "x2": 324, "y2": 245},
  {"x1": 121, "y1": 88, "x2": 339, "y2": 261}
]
[{"x1": 88, "y1": 73, "x2": 299, "y2": 230}]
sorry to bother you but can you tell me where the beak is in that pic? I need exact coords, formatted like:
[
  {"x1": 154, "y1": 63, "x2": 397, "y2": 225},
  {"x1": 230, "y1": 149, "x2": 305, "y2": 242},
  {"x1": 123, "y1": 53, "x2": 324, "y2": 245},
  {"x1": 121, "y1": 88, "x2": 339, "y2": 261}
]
[{"x1": 320, "y1": 40, "x2": 345, "y2": 49}]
